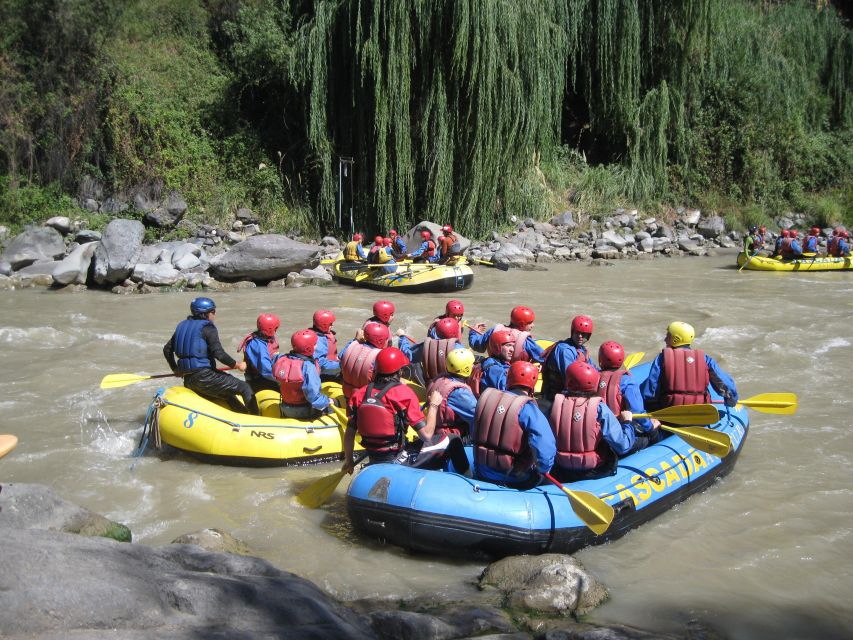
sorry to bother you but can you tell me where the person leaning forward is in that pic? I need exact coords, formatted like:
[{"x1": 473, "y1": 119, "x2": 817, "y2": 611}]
[{"x1": 163, "y1": 297, "x2": 259, "y2": 415}]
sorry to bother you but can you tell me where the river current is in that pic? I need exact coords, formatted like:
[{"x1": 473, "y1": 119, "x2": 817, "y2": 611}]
[{"x1": 1, "y1": 251, "x2": 851, "y2": 639}]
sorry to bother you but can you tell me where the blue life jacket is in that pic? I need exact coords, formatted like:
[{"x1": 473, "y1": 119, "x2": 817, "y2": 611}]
[{"x1": 174, "y1": 318, "x2": 212, "y2": 372}]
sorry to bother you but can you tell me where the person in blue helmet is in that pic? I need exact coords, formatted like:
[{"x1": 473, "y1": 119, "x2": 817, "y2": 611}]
[
  {"x1": 309, "y1": 310, "x2": 340, "y2": 379},
  {"x1": 468, "y1": 305, "x2": 544, "y2": 363},
  {"x1": 408, "y1": 229, "x2": 438, "y2": 263},
  {"x1": 641, "y1": 321, "x2": 738, "y2": 411},
  {"x1": 163, "y1": 297, "x2": 259, "y2": 415},
  {"x1": 540, "y1": 314, "x2": 598, "y2": 402},
  {"x1": 237, "y1": 313, "x2": 281, "y2": 393},
  {"x1": 549, "y1": 361, "x2": 637, "y2": 481},
  {"x1": 272, "y1": 329, "x2": 332, "y2": 419},
  {"x1": 473, "y1": 361, "x2": 556, "y2": 489}
]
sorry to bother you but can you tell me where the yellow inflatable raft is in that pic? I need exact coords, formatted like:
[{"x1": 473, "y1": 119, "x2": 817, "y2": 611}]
[
  {"x1": 333, "y1": 256, "x2": 473, "y2": 293},
  {"x1": 737, "y1": 253, "x2": 852, "y2": 272}
]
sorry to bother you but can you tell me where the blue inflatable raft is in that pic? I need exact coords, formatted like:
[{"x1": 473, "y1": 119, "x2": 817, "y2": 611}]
[{"x1": 346, "y1": 364, "x2": 749, "y2": 558}]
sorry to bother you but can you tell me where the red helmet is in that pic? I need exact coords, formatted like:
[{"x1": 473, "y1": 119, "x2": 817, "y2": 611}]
[
  {"x1": 372, "y1": 300, "x2": 395, "y2": 324},
  {"x1": 759, "y1": 226, "x2": 766, "y2": 234},
  {"x1": 445, "y1": 299, "x2": 464, "y2": 316},
  {"x1": 363, "y1": 322, "x2": 391, "y2": 348},
  {"x1": 781, "y1": 229, "x2": 790, "y2": 237},
  {"x1": 598, "y1": 341, "x2": 625, "y2": 370},
  {"x1": 571, "y1": 315, "x2": 594, "y2": 335},
  {"x1": 383, "y1": 237, "x2": 392, "y2": 246},
  {"x1": 510, "y1": 306, "x2": 535, "y2": 329},
  {"x1": 488, "y1": 329, "x2": 515, "y2": 357},
  {"x1": 810, "y1": 226, "x2": 820, "y2": 236},
  {"x1": 291, "y1": 329, "x2": 318, "y2": 356},
  {"x1": 435, "y1": 317, "x2": 460, "y2": 339},
  {"x1": 507, "y1": 361, "x2": 538, "y2": 392},
  {"x1": 375, "y1": 347, "x2": 410, "y2": 374},
  {"x1": 374, "y1": 235, "x2": 383, "y2": 245},
  {"x1": 441, "y1": 224, "x2": 454, "y2": 234},
  {"x1": 312, "y1": 310, "x2": 335, "y2": 333},
  {"x1": 834, "y1": 226, "x2": 843, "y2": 236},
  {"x1": 565, "y1": 361, "x2": 601, "y2": 393},
  {"x1": 421, "y1": 230, "x2": 432, "y2": 240},
  {"x1": 843, "y1": 231, "x2": 850, "y2": 239},
  {"x1": 389, "y1": 229, "x2": 398, "y2": 237},
  {"x1": 353, "y1": 233, "x2": 363, "y2": 241},
  {"x1": 256, "y1": 313, "x2": 280, "y2": 337},
  {"x1": 790, "y1": 229, "x2": 799, "y2": 238}
]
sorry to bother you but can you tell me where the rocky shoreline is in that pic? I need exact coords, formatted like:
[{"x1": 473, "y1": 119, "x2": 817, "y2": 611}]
[
  {"x1": 0, "y1": 481, "x2": 722, "y2": 639},
  {"x1": 1, "y1": 199, "x2": 812, "y2": 294}
]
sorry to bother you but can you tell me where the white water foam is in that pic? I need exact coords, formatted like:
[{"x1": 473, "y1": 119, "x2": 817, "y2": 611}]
[{"x1": 813, "y1": 336, "x2": 851, "y2": 355}]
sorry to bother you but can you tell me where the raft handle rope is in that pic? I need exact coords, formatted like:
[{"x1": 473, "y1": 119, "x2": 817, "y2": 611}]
[
  {"x1": 133, "y1": 389, "x2": 165, "y2": 458},
  {"x1": 157, "y1": 397, "x2": 340, "y2": 432}
]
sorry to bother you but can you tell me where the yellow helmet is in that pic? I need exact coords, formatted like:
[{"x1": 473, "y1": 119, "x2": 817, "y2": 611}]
[
  {"x1": 667, "y1": 321, "x2": 695, "y2": 347},
  {"x1": 446, "y1": 348, "x2": 475, "y2": 378}
]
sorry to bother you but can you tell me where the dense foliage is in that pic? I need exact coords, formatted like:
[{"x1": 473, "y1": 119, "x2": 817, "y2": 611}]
[{"x1": 1, "y1": 0, "x2": 851, "y2": 238}]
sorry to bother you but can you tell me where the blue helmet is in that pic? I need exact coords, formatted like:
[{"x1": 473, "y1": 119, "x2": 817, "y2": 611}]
[{"x1": 190, "y1": 297, "x2": 216, "y2": 316}]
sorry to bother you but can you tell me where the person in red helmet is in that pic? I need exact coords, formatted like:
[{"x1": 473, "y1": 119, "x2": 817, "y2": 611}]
[
  {"x1": 308, "y1": 310, "x2": 340, "y2": 379},
  {"x1": 343, "y1": 233, "x2": 367, "y2": 262},
  {"x1": 779, "y1": 229, "x2": 804, "y2": 260},
  {"x1": 437, "y1": 224, "x2": 461, "y2": 264},
  {"x1": 408, "y1": 229, "x2": 438, "y2": 263},
  {"x1": 367, "y1": 235, "x2": 397, "y2": 273},
  {"x1": 364, "y1": 300, "x2": 396, "y2": 328},
  {"x1": 273, "y1": 330, "x2": 332, "y2": 419},
  {"x1": 540, "y1": 314, "x2": 597, "y2": 402},
  {"x1": 549, "y1": 361, "x2": 637, "y2": 481},
  {"x1": 596, "y1": 341, "x2": 661, "y2": 450},
  {"x1": 774, "y1": 228, "x2": 789, "y2": 255},
  {"x1": 342, "y1": 347, "x2": 443, "y2": 470},
  {"x1": 469, "y1": 329, "x2": 515, "y2": 396},
  {"x1": 339, "y1": 321, "x2": 390, "y2": 399},
  {"x1": 397, "y1": 317, "x2": 466, "y2": 384},
  {"x1": 827, "y1": 229, "x2": 851, "y2": 257},
  {"x1": 388, "y1": 229, "x2": 407, "y2": 259},
  {"x1": 472, "y1": 360, "x2": 556, "y2": 489},
  {"x1": 468, "y1": 305, "x2": 544, "y2": 363},
  {"x1": 427, "y1": 299, "x2": 465, "y2": 340},
  {"x1": 802, "y1": 226, "x2": 820, "y2": 254},
  {"x1": 237, "y1": 313, "x2": 282, "y2": 393}
]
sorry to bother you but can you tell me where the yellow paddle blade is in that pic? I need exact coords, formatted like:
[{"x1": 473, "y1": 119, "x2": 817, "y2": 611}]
[
  {"x1": 543, "y1": 473, "x2": 614, "y2": 535},
  {"x1": 0, "y1": 434, "x2": 18, "y2": 459},
  {"x1": 100, "y1": 373, "x2": 155, "y2": 389},
  {"x1": 659, "y1": 425, "x2": 731, "y2": 458},
  {"x1": 623, "y1": 351, "x2": 645, "y2": 370},
  {"x1": 296, "y1": 470, "x2": 348, "y2": 508},
  {"x1": 738, "y1": 393, "x2": 798, "y2": 414},
  {"x1": 634, "y1": 403, "x2": 720, "y2": 426}
]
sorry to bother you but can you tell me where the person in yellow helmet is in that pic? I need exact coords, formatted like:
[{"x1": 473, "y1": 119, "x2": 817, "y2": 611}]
[
  {"x1": 425, "y1": 348, "x2": 478, "y2": 443},
  {"x1": 640, "y1": 321, "x2": 738, "y2": 411}
]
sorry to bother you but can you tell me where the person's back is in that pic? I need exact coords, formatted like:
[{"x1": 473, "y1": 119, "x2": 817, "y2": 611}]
[
  {"x1": 473, "y1": 361, "x2": 555, "y2": 489},
  {"x1": 309, "y1": 310, "x2": 340, "y2": 379},
  {"x1": 238, "y1": 313, "x2": 281, "y2": 393},
  {"x1": 273, "y1": 330, "x2": 330, "y2": 419},
  {"x1": 468, "y1": 306, "x2": 543, "y2": 363},
  {"x1": 426, "y1": 348, "x2": 478, "y2": 442},
  {"x1": 339, "y1": 322, "x2": 388, "y2": 399}
]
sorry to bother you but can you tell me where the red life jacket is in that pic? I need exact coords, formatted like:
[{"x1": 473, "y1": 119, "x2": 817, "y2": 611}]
[
  {"x1": 597, "y1": 369, "x2": 625, "y2": 416},
  {"x1": 340, "y1": 342, "x2": 380, "y2": 398},
  {"x1": 541, "y1": 340, "x2": 588, "y2": 398},
  {"x1": 273, "y1": 355, "x2": 320, "y2": 405},
  {"x1": 421, "y1": 337, "x2": 458, "y2": 381},
  {"x1": 494, "y1": 324, "x2": 532, "y2": 362},
  {"x1": 428, "y1": 316, "x2": 463, "y2": 341},
  {"x1": 474, "y1": 388, "x2": 534, "y2": 474},
  {"x1": 238, "y1": 332, "x2": 278, "y2": 377},
  {"x1": 779, "y1": 237, "x2": 795, "y2": 259},
  {"x1": 355, "y1": 381, "x2": 406, "y2": 452},
  {"x1": 311, "y1": 328, "x2": 338, "y2": 361},
  {"x1": 424, "y1": 239, "x2": 436, "y2": 258},
  {"x1": 662, "y1": 348, "x2": 710, "y2": 406},
  {"x1": 550, "y1": 395, "x2": 608, "y2": 472},
  {"x1": 427, "y1": 375, "x2": 471, "y2": 437},
  {"x1": 467, "y1": 358, "x2": 503, "y2": 398},
  {"x1": 828, "y1": 237, "x2": 842, "y2": 257}
]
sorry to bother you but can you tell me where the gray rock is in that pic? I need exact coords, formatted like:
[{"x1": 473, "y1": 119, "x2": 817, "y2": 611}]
[
  {"x1": 171, "y1": 528, "x2": 253, "y2": 556},
  {"x1": 479, "y1": 554, "x2": 608, "y2": 616},
  {"x1": 0, "y1": 260, "x2": 11, "y2": 276},
  {"x1": 244, "y1": 223, "x2": 261, "y2": 236},
  {"x1": 78, "y1": 175, "x2": 104, "y2": 201},
  {"x1": 93, "y1": 219, "x2": 145, "y2": 285},
  {"x1": 510, "y1": 229, "x2": 542, "y2": 251},
  {"x1": 185, "y1": 272, "x2": 208, "y2": 288},
  {"x1": 299, "y1": 265, "x2": 333, "y2": 285},
  {"x1": 208, "y1": 234, "x2": 320, "y2": 281},
  {"x1": 174, "y1": 252, "x2": 201, "y2": 271},
  {"x1": 0, "y1": 274, "x2": 12, "y2": 289},
  {"x1": 682, "y1": 208, "x2": 701, "y2": 225},
  {"x1": 101, "y1": 196, "x2": 129, "y2": 214},
  {"x1": 677, "y1": 238, "x2": 700, "y2": 252},
  {"x1": 11, "y1": 261, "x2": 57, "y2": 287},
  {"x1": 165, "y1": 191, "x2": 187, "y2": 218},
  {"x1": 226, "y1": 231, "x2": 244, "y2": 243},
  {"x1": 491, "y1": 243, "x2": 530, "y2": 268},
  {"x1": 600, "y1": 230, "x2": 627, "y2": 249},
  {"x1": 83, "y1": 197, "x2": 100, "y2": 212},
  {"x1": 132, "y1": 263, "x2": 185, "y2": 286},
  {"x1": 53, "y1": 242, "x2": 98, "y2": 285},
  {"x1": 638, "y1": 237, "x2": 654, "y2": 253},
  {"x1": 132, "y1": 185, "x2": 160, "y2": 213},
  {"x1": 321, "y1": 236, "x2": 341, "y2": 248},
  {"x1": 696, "y1": 215, "x2": 726, "y2": 239},
  {"x1": 550, "y1": 211, "x2": 577, "y2": 227},
  {"x1": 143, "y1": 206, "x2": 179, "y2": 228},
  {"x1": 75, "y1": 229, "x2": 101, "y2": 243},
  {"x1": 44, "y1": 216, "x2": 72, "y2": 234},
  {"x1": 236, "y1": 206, "x2": 259, "y2": 224},
  {"x1": 0, "y1": 226, "x2": 66, "y2": 270}
]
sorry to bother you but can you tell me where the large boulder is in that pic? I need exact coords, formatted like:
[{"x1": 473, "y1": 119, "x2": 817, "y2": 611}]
[
  {"x1": 403, "y1": 220, "x2": 472, "y2": 255},
  {"x1": 93, "y1": 219, "x2": 145, "y2": 285},
  {"x1": 131, "y1": 262, "x2": 186, "y2": 287},
  {"x1": 697, "y1": 214, "x2": 726, "y2": 239},
  {"x1": 52, "y1": 241, "x2": 98, "y2": 285},
  {"x1": 208, "y1": 234, "x2": 320, "y2": 281},
  {"x1": 0, "y1": 227, "x2": 66, "y2": 270}
]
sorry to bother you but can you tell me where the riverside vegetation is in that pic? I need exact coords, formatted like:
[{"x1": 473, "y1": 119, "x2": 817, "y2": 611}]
[{"x1": 1, "y1": 1, "x2": 851, "y2": 245}]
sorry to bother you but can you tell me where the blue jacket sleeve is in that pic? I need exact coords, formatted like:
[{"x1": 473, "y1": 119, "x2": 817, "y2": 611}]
[
  {"x1": 482, "y1": 360, "x2": 508, "y2": 391},
  {"x1": 523, "y1": 336, "x2": 544, "y2": 363},
  {"x1": 620, "y1": 374, "x2": 653, "y2": 431},
  {"x1": 356, "y1": 244, "x2": 367, "y2": 259},
  {"x1": 519, "y1": 402, "x2": 556, "y2": 474},
  {"x1": 598, "y1": 403, "x2": 636, "y2": 456},
  {"x1": 706, "y1": 355, "x2": 738, "y2": 406},
  {"x1": 409, "y1": 241, "x2": 426, "y2": 257},
  {"x1": 447, "y1": 387, "x2": 477, "y2": 431},
  {"x1": 301, "y1": 361, "x2": 330, "y2": 411},
  {"x1": 640, "y1": 353, "x2": 664, "y2": 405},
  {"x1": 394, "y1": 237, "x2": 407, "y2": 254},
  {"x1": 398, "y1": 335, "x2": 421, "y2": 362},
  {"x1": 246, "y1": 339, "x2": 276, "y2": 382},
  {"x1": 468, "y1": 326, "x2": 492, "y2": 353}
]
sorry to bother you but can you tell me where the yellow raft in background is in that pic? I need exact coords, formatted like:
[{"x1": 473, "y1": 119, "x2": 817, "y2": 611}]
[
  {"x1": 332, "y1": 256, "x2": 474, "y2": 293},
  {"x1": 737, "y1": 253, "x2": 852, "y2": 272}
]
